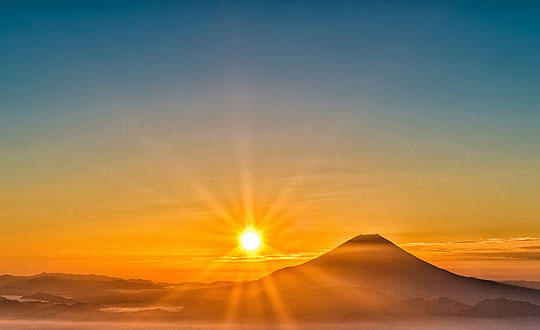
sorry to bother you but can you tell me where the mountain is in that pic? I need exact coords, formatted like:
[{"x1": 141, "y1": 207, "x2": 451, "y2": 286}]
[
  {"x1": 502, "y1": 281, "x2": 540, "y2": 290},
  {"x1": 0, "y1": 273, "x2": 164, "y2": 296},
  {"x1": 177, "y1": 234, "x2": 540, "y2": 321},
  {"x1": 462, "y1": 298, "x2": 540, "y2": 318},
  {"x1": 407, "y1": 297, "x2": 540, "y2": 318},
  {"x1": 0, "y1": 297, "x2": 102, "y2": 320},
  {"x1": 189, "y1": 284, "x2": 412, "y2": 322},
  {"x1": 259, "y1": 234, "x2": 540, "y2": 305},
  {"x1": 407, "y1": 297, "x2": 470, "y2": 316}
]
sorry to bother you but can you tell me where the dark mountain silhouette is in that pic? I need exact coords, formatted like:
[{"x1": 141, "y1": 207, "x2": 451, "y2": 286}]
[
  {"x1": 407, "y1": 297, "x2": 470, "y2": 316},
  {"x1": 462, "y1": 298, "x2": 540, "y2": 318},
  {"x1": 502, "y1": 281, "x2": 540, "y2": 290},
  {"x1": 0, "y1": 273, "x2": 163, "y2": 296},
  {"x1": 406, "y1": 297, "x2": 540, "y2": 318},
  {"x1": 0, "y1": 297, "x2": 102, "y2": 320},
  {"x1": 260, "y1": 234, "x2": 540, "y2": 305}
]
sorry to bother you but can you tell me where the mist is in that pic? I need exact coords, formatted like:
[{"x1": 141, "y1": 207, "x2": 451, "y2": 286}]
[{"x1": 1, "y1": 319, "x2": 540, "y2": 330}]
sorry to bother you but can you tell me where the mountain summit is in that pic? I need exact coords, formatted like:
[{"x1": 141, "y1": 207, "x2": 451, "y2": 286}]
[{"x1": 340, "y1": 233, "x2": 389, "y2": 243}]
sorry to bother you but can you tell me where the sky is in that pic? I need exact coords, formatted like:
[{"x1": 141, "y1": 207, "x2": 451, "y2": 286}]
[{"x1": 1, "y1": 1, "x2": 540, "y2": 282}]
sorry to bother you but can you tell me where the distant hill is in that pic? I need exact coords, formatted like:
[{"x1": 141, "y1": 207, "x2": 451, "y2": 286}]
[
  {"x1": 407, "y1": 297, "x2": 470, "y2": 316},
  {"x1": 462, "y1": 298, "x2": 540, "y2": 318},
  {"x1": 0, "y1": 273, "x2": 164, "y2": 296}
]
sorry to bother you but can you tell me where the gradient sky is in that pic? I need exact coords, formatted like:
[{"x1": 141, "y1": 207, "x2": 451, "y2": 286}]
[{"x1": 1, "y1": 1, "x2": 540, "y2": 282}]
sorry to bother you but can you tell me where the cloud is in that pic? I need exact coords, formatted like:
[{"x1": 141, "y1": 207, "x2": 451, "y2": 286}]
[
  {"x1": 518, "y1": 245, "x2": 540, "y2": 250},
  {"x1": 201, "y1": 251, "x2": 326, "y2": 263},
  {"x1": 458, "y1": 251, "x2": 540, "y2": 261},
  {"x1": 400, "y1": 237, "x2": 540, "y2": 261},
  {"x1": 512, "y1": 237, "x2": 540, "y2": 242}
]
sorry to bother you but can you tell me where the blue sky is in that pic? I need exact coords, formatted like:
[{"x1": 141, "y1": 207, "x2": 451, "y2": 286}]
[
  {"x1": 2, "y1": 1, "x2": 539, "y2": 178},
  {"x1": 3, "y1": 1, "x2": 540, "y2": 117}
]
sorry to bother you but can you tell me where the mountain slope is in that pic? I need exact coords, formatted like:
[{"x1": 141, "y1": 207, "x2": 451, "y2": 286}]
[
  {"x1": 502, "y1": 281, "x2": 540, "y2": 290},
  {"x1": 260, "y1": 234, "x2": 540, "y2": 304}
]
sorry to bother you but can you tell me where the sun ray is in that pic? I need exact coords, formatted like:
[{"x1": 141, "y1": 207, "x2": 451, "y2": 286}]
[{"x1": 258, "y1": 261, "x2": 299, "y2": 328}]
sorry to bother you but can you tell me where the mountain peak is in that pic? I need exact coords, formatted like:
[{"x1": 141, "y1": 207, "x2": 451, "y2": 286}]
[
  {"x1": 339, "y1": 234, "x2": 395, "y2": 247},
  {"x1": 347, "y1": 233, "x2": 387, "y2": 242},
  {"x1": 314, "y1": 233, "x2": 404, "y2": 265}
]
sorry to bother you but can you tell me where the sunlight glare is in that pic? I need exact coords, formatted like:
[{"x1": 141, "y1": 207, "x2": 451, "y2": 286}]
[{"x1": 240, "y1": 231, "x2": 261, "y2": 251}]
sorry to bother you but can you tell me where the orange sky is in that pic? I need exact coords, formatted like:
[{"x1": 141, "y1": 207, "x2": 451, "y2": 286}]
[
  {"x1": 1, "y1": 103, "x2": 539, "y2": 282},
  {"x1": 2, "y1": 2, "x2": 540, "y2": 283}
]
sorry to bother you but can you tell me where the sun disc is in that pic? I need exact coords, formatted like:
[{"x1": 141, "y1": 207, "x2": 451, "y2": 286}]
[{"x1": 240, "y1": 231, "x2": 261, "y2": 251}]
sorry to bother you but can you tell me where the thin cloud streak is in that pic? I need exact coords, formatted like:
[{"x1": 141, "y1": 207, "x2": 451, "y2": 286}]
[{"x1": 402, "y1": 237, "x2": 540, "y2": 261}]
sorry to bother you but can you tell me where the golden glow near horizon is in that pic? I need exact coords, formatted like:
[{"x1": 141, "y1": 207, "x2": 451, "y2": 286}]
[
  {"x1": 240, "y1": 230, "x2": 262, "y2": 251},
  {"x1": 2, "y1": 94, "x2": 540, "y2": 283}
]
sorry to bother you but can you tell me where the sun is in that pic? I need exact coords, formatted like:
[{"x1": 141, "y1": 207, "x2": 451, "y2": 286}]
[{"x1": 240, "y1": 230, "x2": 261, "y2": 251}]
